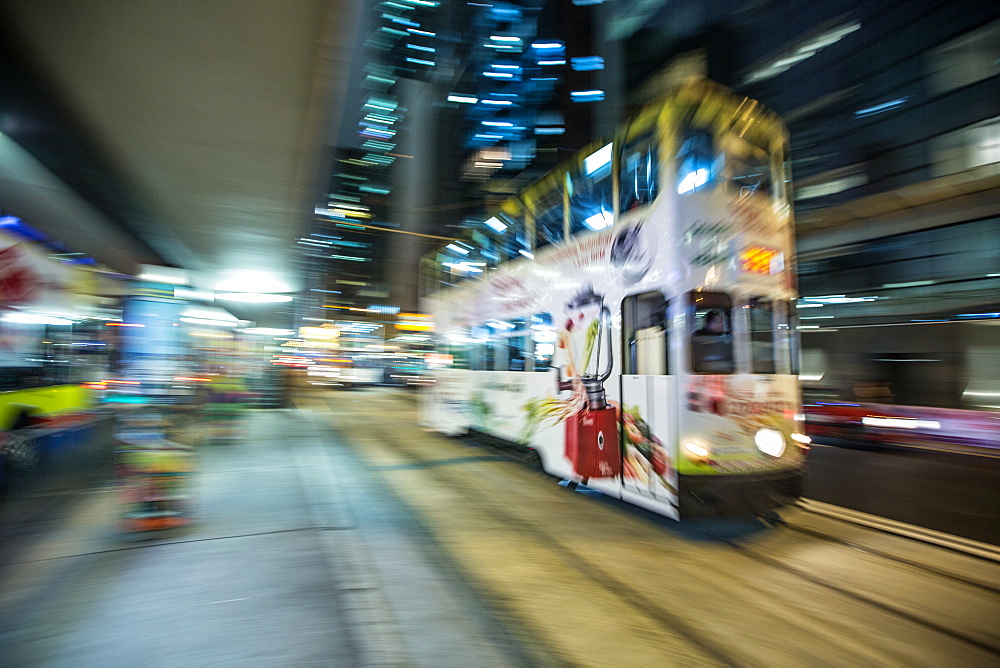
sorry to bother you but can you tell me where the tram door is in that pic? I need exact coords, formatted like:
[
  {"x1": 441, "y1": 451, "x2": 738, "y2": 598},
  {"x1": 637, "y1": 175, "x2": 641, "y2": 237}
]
[{"x1": 620, "y1": 292, "x2": 680, "y2": 515}]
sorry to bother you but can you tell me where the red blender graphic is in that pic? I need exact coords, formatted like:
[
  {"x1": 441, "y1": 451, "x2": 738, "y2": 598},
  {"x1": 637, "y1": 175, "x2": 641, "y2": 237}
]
[{"x1": 557, "y1": 286, "x2": 620, "y2": 482}]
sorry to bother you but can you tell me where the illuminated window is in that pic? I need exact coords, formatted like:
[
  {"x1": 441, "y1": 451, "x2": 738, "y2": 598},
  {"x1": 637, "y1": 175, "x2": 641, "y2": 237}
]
[
  {"x1": 689, "y1": 292, "x2": 734, "y2": 375},
  {"x1": 620, "y1": 133, "x2": 659, "y2": 211}
]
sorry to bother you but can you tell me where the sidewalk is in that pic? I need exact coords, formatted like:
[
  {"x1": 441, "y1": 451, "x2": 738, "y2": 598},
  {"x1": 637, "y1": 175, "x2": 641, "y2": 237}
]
[{"x1": 0, "y1": 408, "x2": 516, "y2": 666}]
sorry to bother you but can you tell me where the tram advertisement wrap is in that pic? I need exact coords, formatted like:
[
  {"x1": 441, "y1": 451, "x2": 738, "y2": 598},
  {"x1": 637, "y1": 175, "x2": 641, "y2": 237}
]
[{"x1": 680, "y1": 375, "x2": 803, "y2": 475}]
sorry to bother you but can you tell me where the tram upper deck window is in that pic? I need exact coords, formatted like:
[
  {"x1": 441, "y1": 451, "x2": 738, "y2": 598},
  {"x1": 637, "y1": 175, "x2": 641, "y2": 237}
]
[
  {"x1": 689, "y1": 292, "x2": 735, "y2": 374},
  {"x1": 486, "y1": 210, "x2": 525, "y2": 263},
  {"x1": 620, "y1": 133, "x2": 659, "y2": 211},
  {"x1": 570, "y1": 143, "x2": 614, "y2": 235},
  {"x1": 748, "y1": 297, "x2": 776, "y2": 374},
  {"x1": 622, "y1": 292, "x2": 670, "y2": 375},
  {"x1": 676, "y1": 128, "x2": 716, "y2": 195},
  {"x1": 533, "y1": 186, "x2": 564, "y2": 251},
  {"x1": 531, "y1": 312, "x2": 555, "y2": 371}
]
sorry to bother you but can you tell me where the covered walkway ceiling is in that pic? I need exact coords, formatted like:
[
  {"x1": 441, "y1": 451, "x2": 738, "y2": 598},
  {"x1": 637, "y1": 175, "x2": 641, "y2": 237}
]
[{"x1": 0, "y1": 0, "x2": 360, "y2": 297}]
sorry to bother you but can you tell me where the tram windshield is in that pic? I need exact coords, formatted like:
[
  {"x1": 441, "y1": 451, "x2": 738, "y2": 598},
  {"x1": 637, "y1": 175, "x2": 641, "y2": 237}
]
[{"x1": 726, "y1": 135, "x2": 772, "y2": 197}]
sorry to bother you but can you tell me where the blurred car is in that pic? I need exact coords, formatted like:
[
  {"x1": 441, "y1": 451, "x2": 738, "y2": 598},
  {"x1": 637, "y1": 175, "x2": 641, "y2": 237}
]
[
  {"x1": 805, "y1": 401, "x2": 1000, "y2": 449},
  {"x1": 307, "y1": 365, "x2": 383, "y2": 388}
]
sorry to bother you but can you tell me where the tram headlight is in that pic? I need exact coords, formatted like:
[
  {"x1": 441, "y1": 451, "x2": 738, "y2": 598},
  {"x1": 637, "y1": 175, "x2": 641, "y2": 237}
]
[
  {"x1": 755, "y1": 428, "x2": 785, "y2": 457},
  {"x1": 683, "y1": 441, "x2": 710, "y2": 460},
  {"x1": 791, "y1": 432, "x2": 811, "y2": 446}
]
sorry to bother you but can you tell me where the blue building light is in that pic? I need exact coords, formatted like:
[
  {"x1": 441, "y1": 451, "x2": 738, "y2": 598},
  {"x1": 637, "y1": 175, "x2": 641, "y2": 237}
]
[
  {"x1": 571, "y1": 56, "x2": 604, "y2": 71},
  {"x1": 855, "y1": 97, "x2": 909, "y2": 118},
  {"x1": 570, "y1": 89, "x2": 605, "y2": 102}
]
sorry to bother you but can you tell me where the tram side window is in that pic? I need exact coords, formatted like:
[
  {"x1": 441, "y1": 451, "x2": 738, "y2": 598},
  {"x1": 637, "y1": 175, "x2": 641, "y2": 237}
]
[
  {"x1": 506, "y1": 318, "x2": 528, "y2": 371},
  {"x1": 534, "y1": 186, "x2": 564, "y2": 251},
  {"x1": 689, "y1": 292, "x2": 735, "y2": 374},
  {"x1": 490, "y1": 211, "x2": 524, "y2": 263},
  {"x1": 531, "y1": 312, "x2": 555, "y2": 371},
  {"x1": 748, "y1": 297, "x2": 776, "y2": 374},
  {"x1": 676, "y1": 127, "x2": 717, "y2": 195},
  {"x1": 470, "y1": 325, "x2": 491, "y2": 370},
  {"x1": 570, "y1": 143, "x2": 614, "y2": 235},
  {"x1": 622, "y1": 292, "x2": 670, "y2": 375},
  {"x1": 440, "y1": 328, "x2": 471, "y2": 370},
  {"x1": 620, "y1": 134, "x2": 659, "y2": 211},
  {"x1": 490, "y1": 335, "x2": 506, "y2": 371},
  {"x1": 779, "y1": 300, "x2": 800, "y2": 376}
]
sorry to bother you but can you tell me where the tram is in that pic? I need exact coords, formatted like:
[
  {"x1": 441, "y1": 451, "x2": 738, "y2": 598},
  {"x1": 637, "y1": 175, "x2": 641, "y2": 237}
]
[{"x1": 419, "y1": 78, "x2": 809, "y2": 519}]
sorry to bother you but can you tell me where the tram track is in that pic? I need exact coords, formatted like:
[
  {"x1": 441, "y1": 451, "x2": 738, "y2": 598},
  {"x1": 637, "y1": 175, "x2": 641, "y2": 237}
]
[
  {"x1": 313, "y1": 390, "x2": 1000, "y2": 664},
  {"x1": 780, "y1": 523, "x2": 1000, "y2": 595},
  {"x1": 687, "y1": 524, "x2": 1000, "y2": 658},
  {"x1": 340, "y1": 422, "x2": 742, "y2": 665}
]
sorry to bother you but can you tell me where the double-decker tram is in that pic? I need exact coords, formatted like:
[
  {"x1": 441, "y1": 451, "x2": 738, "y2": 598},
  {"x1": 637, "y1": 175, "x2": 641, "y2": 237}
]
[{"x1": 419, "y1": 78, "x2": 809, "y2": 519}]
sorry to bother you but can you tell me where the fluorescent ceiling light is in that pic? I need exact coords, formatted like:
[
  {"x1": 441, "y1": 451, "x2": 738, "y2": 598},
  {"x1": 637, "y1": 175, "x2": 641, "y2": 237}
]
[
  {"x1": 881, "y1": 280, "x2": 935, "y2": 289},
  {"x1": 1, "y1": 312, "x2": 75, "y2": 326},
  {"x1": 181, "y1": 317, "x2": 236, "y2": 327},
  {"x1": 447, "y1": 94, "x2": 478, "y2": 103},
  {"x1": 445, "y1": 243, "x2": 469, "y2": 254},
  {"x1": 243, "y1": 328, "x2": 295, "y2": 336},
  {"x1": 138, "y1": 265, "x2": 189, "y2": 286},
  {"x1": 519, "y1": 249, "x2": 534, "y2": 259},
  {"x1": 216, "y1": 271, "x2": 290, "y2": 293},
  {"x1": 443, "y1": 262, "x2": 483, "y2": 273}
]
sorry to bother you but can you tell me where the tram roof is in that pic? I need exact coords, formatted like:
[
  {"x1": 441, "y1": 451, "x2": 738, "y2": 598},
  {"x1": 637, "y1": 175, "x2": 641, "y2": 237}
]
[{"x1": 421, "y1": 77, "x2": 789, "y2": 289}]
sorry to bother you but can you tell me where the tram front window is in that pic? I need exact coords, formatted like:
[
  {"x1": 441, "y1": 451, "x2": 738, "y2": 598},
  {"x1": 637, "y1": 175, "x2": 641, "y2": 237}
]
[
  {"x1": 728, "y1": 138, "x2": 772, "y2": 197},
  {"x1": 690, "y1": 292, "x2": 734, "y2": 374}
]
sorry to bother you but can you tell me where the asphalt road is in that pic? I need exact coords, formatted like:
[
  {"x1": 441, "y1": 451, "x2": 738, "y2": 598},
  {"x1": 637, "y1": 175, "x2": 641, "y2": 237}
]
[
  {"x1": 804, "y1": 439, "x2": 1000, "y2": 545},
  {"x1": 2, "y1": 390, "x2": 997, "y2": 665}
]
